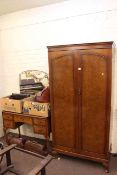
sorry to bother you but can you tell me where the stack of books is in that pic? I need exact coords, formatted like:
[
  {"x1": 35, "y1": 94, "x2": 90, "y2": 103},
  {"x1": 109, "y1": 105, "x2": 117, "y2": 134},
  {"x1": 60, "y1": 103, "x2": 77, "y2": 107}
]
[{"x1": 19, "y1": 70, "x2": 49, "y2": 95}]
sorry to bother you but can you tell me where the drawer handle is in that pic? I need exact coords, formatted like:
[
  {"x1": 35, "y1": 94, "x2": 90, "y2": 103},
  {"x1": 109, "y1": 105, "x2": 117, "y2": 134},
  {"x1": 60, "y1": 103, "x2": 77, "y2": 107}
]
[{"x1": 78, "y1": 88, "x2": 81, "y2": 95}]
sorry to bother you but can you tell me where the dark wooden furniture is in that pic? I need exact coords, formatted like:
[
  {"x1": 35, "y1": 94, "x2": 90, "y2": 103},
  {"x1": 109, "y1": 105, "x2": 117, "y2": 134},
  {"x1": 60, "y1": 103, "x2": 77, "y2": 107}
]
[
  {"x1": 2, "y1": 111, "x2": 50, "y2": 147},
  {"x1": 0, "y1": 144, "x2": 17, "y2": 175},
  {"x1": 0, "y1": 144, "x2": 53, "y2": 175},
  {"x1": 48, "y1": 42, "x2": 114, "y2": 172}
]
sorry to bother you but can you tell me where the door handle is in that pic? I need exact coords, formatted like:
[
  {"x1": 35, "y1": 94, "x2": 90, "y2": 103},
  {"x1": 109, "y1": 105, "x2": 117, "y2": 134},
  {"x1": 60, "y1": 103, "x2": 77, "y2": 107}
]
[{"x1": 78, "y1": 88, "x2": 81, "y2": 95}]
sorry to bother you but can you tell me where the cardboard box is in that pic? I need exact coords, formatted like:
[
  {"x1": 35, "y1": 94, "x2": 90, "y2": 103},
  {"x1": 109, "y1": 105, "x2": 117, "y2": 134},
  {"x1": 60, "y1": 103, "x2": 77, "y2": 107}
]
[
  {"x1": 0, "y1": 96, "x2": 24, "y2": 113},
  {"x1": 23, "y1": 96, "x2": 50, "y2": 117}
]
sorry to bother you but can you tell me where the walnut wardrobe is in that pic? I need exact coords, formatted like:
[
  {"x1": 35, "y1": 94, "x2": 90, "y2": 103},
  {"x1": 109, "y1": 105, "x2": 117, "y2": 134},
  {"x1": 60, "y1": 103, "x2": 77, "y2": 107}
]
[{"x1": 48, "y1": 42, "x2": 114, "y2": 172}]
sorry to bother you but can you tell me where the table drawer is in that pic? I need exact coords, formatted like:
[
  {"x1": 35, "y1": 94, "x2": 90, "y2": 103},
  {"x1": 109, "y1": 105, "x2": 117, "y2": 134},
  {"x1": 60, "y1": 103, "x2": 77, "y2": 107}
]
[
  {"x1": 3, "y1": 113, "x2": 13, "y2": 120},
  {"x1": 3, "y1": 120, "x2": 15, "y2": 129},
  {"x1": 14, "y1": 115, "x2": 32, "y2": 125},
  {"x1": 33, "y1": 118, "x2": 46, "y2": 126},
  {"x1": 33, "y1": 125, "x2": 46, "y2": 135}
]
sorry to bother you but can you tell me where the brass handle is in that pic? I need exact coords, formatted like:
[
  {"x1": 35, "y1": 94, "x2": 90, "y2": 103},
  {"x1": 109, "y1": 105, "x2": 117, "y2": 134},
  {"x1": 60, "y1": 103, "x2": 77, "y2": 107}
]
[{"x1": 78, "y1": 88, "x2": 81, "y2": 95}]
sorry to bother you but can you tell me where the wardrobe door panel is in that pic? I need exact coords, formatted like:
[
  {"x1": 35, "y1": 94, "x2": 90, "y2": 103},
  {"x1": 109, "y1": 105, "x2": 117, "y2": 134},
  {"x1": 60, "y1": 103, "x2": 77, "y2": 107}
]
[
  {"x1": 80, "y1": 50, "x2": 108, "y2": 155},
  {"x1": 50, "y1": 54, "x2": 75, "y2": 149}
]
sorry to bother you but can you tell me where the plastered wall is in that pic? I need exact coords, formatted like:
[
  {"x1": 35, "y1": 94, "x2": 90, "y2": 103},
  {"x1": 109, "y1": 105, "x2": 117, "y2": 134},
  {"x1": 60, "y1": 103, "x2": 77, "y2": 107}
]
[{"x1": 0, "y1": 0, "x2": 117, "y2": 152}]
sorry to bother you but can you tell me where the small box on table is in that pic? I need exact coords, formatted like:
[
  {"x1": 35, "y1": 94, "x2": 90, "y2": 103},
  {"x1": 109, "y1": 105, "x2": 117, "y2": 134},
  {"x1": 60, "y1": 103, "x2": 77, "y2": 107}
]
[
  {"x1": 0, "y1": 94, "x2": 30, "y2": 113},
  {"x1": 0, "y1": 96, "x2": 24, "y2": 113},
  {"x1": 23, "y1": 96, "x2": 50, "y2": 117}
]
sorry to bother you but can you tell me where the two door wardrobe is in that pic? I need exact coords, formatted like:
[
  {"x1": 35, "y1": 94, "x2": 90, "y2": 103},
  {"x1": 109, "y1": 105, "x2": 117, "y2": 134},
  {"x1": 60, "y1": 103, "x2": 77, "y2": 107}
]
[{"x1": 48, "y1": 41, "x2": 114, "y2": 172}]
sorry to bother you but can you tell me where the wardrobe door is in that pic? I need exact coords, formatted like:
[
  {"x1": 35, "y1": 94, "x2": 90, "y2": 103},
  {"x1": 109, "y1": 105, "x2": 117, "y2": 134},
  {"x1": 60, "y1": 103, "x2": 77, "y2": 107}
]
[
  {"x1": 49, "y1": 52, "x2": 76, "y2": 152},
  {"x1": 77, "y1": 48, "x2": 112, "y2": 158}
]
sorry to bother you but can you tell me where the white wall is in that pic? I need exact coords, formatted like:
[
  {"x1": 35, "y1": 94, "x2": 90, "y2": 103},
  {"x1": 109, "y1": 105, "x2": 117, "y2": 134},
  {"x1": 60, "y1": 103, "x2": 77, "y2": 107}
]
[
  {"x1": 0, "y1": 0, "x2": 117, "y2": 152},
  {"x1": 0, "y1": 30, "x2": 4, "y2": 136}
]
